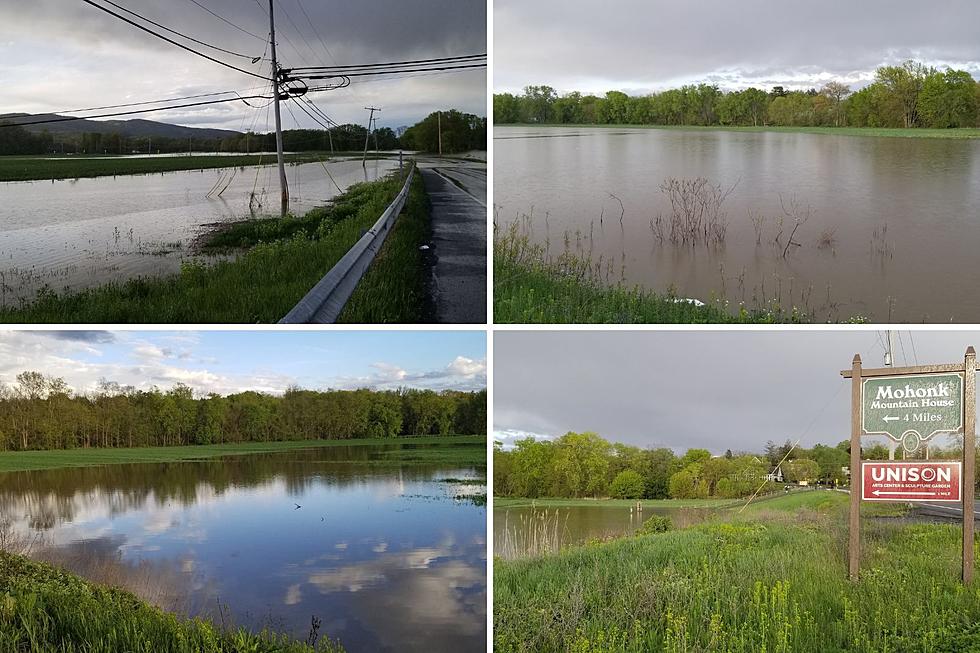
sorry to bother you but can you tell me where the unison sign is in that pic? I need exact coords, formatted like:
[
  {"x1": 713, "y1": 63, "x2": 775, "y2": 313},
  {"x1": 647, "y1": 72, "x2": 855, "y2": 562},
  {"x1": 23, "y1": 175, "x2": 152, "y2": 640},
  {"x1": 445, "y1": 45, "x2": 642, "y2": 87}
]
[
  {"x1": 842, "y1": 350, "x2": 977, "y2": 584},
  {"x1": 862, "y1": 372, "x2": 963, "y2": 451},
  {"x1": 862, "y1": 461, "x2": 962, "y2": 502}
]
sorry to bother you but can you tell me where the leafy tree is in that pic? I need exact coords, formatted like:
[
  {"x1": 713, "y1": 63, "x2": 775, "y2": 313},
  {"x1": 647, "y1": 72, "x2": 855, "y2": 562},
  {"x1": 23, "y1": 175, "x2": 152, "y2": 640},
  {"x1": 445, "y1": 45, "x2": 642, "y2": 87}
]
[{"x1": 609, "y1": 469, "x2": 645, "y2": 499}]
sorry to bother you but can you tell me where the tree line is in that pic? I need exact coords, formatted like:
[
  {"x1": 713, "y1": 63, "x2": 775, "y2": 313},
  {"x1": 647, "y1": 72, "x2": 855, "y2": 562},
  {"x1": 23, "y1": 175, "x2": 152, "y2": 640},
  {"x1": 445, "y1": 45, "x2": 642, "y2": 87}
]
[
  {"x1": 400, "y1": 109, "x2": 487, "y2": 153},
  {"x1": 494, "y1": 60, "x2": 980, "y2": 130},
  {"x1": 493, "y1": 432, "x2": 976, "y2": 500},
  {"x1": 0, "y1": 371, "x2": 486, "y2": 451},
  {"x1": 0, "y1": 107, "x2": 488, "y2": 156}
]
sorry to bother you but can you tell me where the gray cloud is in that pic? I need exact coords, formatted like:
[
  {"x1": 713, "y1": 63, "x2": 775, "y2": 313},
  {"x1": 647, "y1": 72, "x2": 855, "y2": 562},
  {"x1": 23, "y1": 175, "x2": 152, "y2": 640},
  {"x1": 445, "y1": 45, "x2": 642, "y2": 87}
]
[
  {"x1": 1, "y1": 0, "x2": 485, "y2": 129},
  {"x1": 494, "y1": 331, "x2": 980, "y2": 453},
  {"x1": 42, "y1": 331, "x2": 117, "y2": 344},
  {"x1": 494, "y1": 0, "x2": 980, "y2": 94}
]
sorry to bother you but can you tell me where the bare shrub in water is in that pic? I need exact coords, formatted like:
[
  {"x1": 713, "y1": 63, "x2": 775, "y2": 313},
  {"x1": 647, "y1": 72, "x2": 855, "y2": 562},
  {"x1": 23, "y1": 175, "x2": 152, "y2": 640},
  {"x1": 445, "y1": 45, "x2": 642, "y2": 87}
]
[{"x1": 659, "y1": 177, "x2": 736, "y2": 246}]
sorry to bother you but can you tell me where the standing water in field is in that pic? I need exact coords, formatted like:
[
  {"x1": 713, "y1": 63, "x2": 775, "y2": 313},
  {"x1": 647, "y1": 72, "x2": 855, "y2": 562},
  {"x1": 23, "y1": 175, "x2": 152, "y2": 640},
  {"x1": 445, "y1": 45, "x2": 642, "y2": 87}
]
[
  {"x1": 494, "y1": 126, "x2": 980, "y2": 322},
  {"x1": 0, "y1": 157, "x2": 398, "y2": 305},
  {"x1": 0, "y1": 442, "x2": 486, "y2": 652}
]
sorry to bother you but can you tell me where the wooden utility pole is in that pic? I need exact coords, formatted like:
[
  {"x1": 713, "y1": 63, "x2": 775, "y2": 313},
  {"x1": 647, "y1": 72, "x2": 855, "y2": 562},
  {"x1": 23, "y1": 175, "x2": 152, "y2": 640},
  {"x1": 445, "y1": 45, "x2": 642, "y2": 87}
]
[
  {"x1": 438, "y1": 110, "x2": 442, "y2": 155},
  {"x1": 269, "y1": 0, "x2": 288, "y2": 217},
  {"x1": 363, "y1": 107, "x2": 380, "y2": 165},
  {"x1": 964, "y1": 346, "x2": 976, "y2": 583},
  {"x1": 849, "y1": 354, "x2": 862, "y2": 580}
]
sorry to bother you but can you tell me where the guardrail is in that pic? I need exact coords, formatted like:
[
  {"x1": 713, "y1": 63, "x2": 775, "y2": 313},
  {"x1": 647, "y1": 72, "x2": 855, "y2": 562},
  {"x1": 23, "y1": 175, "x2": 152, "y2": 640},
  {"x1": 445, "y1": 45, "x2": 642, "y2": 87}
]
[{"x1": 279, "y1": 164, "x2": 415, "y2": 323}]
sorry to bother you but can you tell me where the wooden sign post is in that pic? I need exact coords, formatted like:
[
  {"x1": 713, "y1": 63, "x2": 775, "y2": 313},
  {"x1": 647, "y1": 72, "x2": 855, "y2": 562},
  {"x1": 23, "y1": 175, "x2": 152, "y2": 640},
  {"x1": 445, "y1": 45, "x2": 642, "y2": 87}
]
[{"x1": 841, "y1": 348, "x2": 976, "y2": 583}]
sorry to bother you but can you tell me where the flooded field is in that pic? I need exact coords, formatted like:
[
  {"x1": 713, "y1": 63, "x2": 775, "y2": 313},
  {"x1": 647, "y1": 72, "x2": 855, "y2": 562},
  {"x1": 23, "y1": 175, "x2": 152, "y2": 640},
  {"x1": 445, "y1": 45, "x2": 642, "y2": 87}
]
[
  {"x1": 0, "y1": 157, "x2": 398, "y2": 304},
  {"x1": 494, "y1": 126, "x2": 980, "y2": 322},
  {"x1": 0, "y1": 442, "x2": 486, "y2": 652},
  {"x1": 493, "y1": 503, "x2": 718, "y2": 559}
]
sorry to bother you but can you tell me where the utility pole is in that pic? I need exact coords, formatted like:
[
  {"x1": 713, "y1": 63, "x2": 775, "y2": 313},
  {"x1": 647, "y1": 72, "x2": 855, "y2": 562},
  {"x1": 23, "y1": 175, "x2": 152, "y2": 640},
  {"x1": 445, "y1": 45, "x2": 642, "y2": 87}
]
[
  {"x1": 437, "y1": 110, "x2": 442, "y2": 156},
  {"x1": 363, "y1": 106, "x2": 380, "y2": 165},
  {"x1": 269, "y1": 0, "x2": 288, "y2": 217}
]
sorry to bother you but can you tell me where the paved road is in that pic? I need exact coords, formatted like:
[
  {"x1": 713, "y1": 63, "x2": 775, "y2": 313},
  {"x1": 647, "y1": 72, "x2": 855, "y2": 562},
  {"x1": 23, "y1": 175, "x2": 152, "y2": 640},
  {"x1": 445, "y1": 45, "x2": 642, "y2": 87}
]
[
  {"x1": 913, "y1": 501, "x2": 980, "y2": 521},
  {"x1": 420, "y1": 166, "x2": 486, "y2": 323}
]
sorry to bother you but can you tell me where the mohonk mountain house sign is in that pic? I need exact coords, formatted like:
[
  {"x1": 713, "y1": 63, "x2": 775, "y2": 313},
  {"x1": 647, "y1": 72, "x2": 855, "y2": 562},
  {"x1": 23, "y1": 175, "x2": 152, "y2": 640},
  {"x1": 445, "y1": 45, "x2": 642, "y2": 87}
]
[{"x1": 842, "y1": 350, "x2": 976, "y2": 584}]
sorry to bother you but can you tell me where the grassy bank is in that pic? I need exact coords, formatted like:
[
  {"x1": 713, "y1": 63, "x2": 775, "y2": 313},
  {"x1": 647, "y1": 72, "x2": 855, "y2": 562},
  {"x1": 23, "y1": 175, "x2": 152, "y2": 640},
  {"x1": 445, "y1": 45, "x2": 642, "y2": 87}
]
[
  {"x1": 0, "y1": 552, "x2": 343, "y2": 652},
  {"x1": 0, "y1": 170, "x2": 421, "y2": 322},
  {"x1": 338, "y1": 171, "x2": 434, "y2": 322},
  {"x1": 500, "y1": 123, "x2": 980, "y2": 140},
  {"x1": 494, "y1": 497, "x2": 738, "y2": 509},
  {"x1": 494, "y1": 220, "x2": 820, "y2": 324},
  {"x1": 0, "y1": 153, "x2": 310, "y2": 182},
  {"x1": 494, "y1": 491, "x2": 979, "y2": 652},
  {"x1": 0, "y1": 152, "x2": 388, "y2": 182},
  {"x1": 0, "y1": 435, "x2": 486, "y2": 473}
]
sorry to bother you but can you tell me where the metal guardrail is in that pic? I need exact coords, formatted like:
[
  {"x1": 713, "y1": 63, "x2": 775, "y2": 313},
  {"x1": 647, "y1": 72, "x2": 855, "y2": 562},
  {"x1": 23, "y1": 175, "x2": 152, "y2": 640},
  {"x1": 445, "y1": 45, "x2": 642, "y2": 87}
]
[{"x1": 279, "y1": 164, "x2": 415, "y2": 323}]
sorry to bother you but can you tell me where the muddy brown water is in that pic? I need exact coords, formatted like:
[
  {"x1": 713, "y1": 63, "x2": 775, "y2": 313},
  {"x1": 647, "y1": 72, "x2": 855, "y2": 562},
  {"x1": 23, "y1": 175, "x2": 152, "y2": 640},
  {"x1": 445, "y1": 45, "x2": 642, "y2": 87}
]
[
  {"x1": 0, "y1": 443, "x2": 486, "y2": 652},
  {"x1": 494, "y1": 126, "x2": 980, "y2": 322}
]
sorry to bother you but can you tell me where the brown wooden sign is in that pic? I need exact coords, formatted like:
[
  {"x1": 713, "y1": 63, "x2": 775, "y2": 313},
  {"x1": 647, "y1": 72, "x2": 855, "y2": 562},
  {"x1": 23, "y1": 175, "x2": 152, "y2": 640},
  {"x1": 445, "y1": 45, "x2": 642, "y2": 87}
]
[{"x1": 841, "y1": 349, "x2": 976, "y2": 583}]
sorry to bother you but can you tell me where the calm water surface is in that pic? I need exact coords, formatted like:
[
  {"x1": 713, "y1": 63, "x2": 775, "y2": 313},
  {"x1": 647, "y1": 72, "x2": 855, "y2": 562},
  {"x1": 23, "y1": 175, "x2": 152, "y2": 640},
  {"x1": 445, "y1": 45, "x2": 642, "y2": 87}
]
[
  {"x1": 493, "y1": 504, "x2": 717, "y2": 559},
  {"x1": 0, "y1": 157, "x2": 397, "y2": 303},
  {"x1": 0, "y1": 443, "x2": 486, "y2": 652},
  {"x1": 494, "y1": 126, "x2": 980, "y2": 322}
]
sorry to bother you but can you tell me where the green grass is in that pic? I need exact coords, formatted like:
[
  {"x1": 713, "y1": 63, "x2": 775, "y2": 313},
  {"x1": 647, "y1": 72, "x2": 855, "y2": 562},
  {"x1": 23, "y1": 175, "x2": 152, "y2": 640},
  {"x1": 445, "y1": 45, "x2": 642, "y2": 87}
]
[
  {"x1": 0, "y1": 552, "x2": 344, "y2": 652},
  {"x1": 494, "y1": 497, "x2": 738, "y2": 509},
  {"x1": 0, "y1": 435, "x2": 486, "y2": 473},
  {"x1": 0, "y1": 171, "x2": 414, "y2": 322},
  {"x1": 0, "y1": 152, "x2": 358, "y2": 182},
  {"x1": 494, "y1": 496, "x2": 980, "y2": 652},
  {"x1": 337, "y1": 172, "x2": 434, "y2": 323},
  {"x1": 494, "y1": 219, "x2": 830, "y2": 324},
  {"x1": 503, "y1": 123, "x2": 980, "y2": 140}
]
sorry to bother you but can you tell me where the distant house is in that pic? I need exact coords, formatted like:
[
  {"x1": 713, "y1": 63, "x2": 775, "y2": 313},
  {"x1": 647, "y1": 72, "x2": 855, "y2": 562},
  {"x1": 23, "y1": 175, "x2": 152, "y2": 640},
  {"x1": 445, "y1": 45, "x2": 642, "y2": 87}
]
[{"x1": 766, "y1": 466, "x2": 784, "y2": 483}]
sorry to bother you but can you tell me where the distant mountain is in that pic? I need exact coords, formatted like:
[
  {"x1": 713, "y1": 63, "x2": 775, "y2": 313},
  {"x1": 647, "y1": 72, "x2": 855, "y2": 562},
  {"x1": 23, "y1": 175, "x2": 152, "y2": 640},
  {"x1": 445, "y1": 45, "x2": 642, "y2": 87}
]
[{"x1": 0, "y1": 113, "x2": 242, "y2": 139}]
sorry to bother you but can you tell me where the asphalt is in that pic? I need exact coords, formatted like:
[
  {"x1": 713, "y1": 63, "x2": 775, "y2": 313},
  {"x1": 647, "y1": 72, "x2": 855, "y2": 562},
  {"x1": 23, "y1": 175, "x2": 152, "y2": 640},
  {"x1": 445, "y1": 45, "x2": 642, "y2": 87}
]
[{"x1": 420, "y1": 166, "x2": 487, "y2": 323}]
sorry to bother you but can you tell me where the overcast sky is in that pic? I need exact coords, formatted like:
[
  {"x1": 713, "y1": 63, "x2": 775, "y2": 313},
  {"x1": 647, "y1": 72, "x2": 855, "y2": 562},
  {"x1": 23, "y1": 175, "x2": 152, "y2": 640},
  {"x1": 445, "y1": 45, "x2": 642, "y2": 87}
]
[
  {"x1": 0, "y1": 330, "x2": 486, "y2": 397},
  {"x1": 494, "y1": 0, "x2": 980, "y2": 95},
  {"x1": 0, "y1": 0, "x2": 485, "y2": 130},
  {"x1": 494, "y1": 330, "x2": 980, "y2": 453}
]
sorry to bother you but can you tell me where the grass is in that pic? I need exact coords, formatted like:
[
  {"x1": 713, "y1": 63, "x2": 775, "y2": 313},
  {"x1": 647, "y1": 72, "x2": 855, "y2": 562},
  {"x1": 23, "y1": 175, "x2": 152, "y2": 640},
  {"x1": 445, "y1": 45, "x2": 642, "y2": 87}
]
[
  {"x1": 503, "y1": 123, "x2": 980, "y2": 140},
  {"x1": 0, "y1": 551, "x2": 344, "y2": 652},
  {"x1": 494, "y1": 497, "x2": 738, "y2": 509},
  {"x1": 494, "y1": 490, "x2": 980, "y2": 652},
  {"x1": 494, "y1": 219, "x2": 831, "y2": 324},
  {"x1": 0, "y1": 435, "x2": 486, "y2": 473},
  {"x1": 0, "y1": 170, "x2": 416, "y2": 322},
  {"x1": 337, "y1": 171, "x2": 434, "y2": 323},
  {"x1": 0, "y1": 152, "x2": 391, "y2": 182}
]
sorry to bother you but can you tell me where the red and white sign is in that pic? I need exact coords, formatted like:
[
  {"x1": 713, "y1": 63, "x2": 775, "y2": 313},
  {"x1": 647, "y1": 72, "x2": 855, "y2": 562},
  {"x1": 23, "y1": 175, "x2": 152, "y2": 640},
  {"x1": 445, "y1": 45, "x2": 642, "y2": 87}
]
[{"x1": 861, "y1": 461, "x2": 962, "y2": 502}]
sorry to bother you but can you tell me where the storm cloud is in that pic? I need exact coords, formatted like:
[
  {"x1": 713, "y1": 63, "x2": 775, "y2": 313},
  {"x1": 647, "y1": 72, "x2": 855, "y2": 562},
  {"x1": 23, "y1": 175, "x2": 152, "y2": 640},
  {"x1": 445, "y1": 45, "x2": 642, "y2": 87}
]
[
  {"x1": 494, "y1": 0, "x2": 980, "y2": 94},
  {"x1": 1, "y1": 0, "x2": 485, "y2": 130},
  {"x1": 494, "y1": 331, "x2": 980, "y2": 453}
]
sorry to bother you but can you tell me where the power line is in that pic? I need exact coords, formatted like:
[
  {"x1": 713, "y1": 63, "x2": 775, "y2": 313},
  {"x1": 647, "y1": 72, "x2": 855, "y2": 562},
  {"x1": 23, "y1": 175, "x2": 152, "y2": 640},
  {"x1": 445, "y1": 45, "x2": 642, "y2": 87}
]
[
  {"x1": 185, "y1": 0, "x2": 267, "y2": 41},
  {"x1": 80, "y1": 0, "x2": 269, "y2": 80},
  {"x1": 96, "y1": 0, "x2": 262, "y2": 61},
  {"x1": 287, "y1": 53, "x2": 487, "y2": 72},
  {"x1": 294, "y1": 62, "x2": 487, "y2": 81},
  {"x1": 0, "y1": 95, "x2": 272, "y2": 128},
  {"x1": 1, "y1": 86, "x2": 270, "y2": 122},
  {"x1": 273, "y1": 0, "x2": 320, "y2": 64}
]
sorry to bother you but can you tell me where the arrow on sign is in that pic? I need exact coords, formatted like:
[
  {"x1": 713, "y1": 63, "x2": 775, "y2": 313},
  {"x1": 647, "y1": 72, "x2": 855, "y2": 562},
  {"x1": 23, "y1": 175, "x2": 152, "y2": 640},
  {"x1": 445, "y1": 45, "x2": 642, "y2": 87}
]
[
  {"x1": 872, "y1": 489, "x2": 933, "y2": 496},
  {"x1": 882, "y1": 415, "x2": 900, "y2": 422}
]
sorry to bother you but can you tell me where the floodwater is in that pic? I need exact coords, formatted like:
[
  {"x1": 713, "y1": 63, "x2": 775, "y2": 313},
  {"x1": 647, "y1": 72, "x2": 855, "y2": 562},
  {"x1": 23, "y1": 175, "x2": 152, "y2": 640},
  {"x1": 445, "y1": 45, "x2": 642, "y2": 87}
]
[
  {"x1": 493, "y1": 504, "x2": 717, "y2": 559},
  {"x1": 0, "y1": 157, "x2": 398, "y2": 304},
  {"x1": 494, "y1": 126, "x2": 980, "y2": 322},
  {"x1": 0, "y1": 443, "x2": 487, "y2": 652}
]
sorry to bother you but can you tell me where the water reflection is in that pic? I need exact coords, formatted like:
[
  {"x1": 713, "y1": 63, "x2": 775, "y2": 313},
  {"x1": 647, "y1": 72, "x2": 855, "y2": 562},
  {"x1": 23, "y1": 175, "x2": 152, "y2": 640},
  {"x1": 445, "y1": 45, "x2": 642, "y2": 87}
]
[
  {"x1": 0, "y1": 158, "x2": 397, "y2": 303},
  {"x1": 495, "y1": 126, "x2": 980, "y2": 322},
  {"x1": 0, "y1": 444, "x2": 486, "y2": 653}
]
